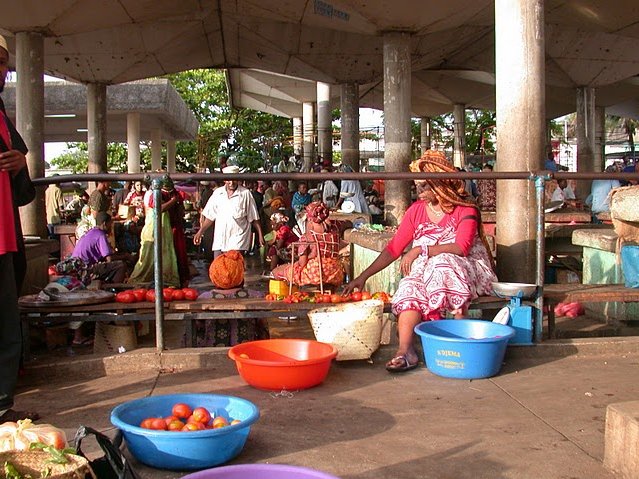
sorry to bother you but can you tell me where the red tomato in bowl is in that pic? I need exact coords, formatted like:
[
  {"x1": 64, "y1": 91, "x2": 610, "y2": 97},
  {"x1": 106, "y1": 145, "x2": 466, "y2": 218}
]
[{"x1": 172, "y1": 403, "x2": 192, "y2": 419}]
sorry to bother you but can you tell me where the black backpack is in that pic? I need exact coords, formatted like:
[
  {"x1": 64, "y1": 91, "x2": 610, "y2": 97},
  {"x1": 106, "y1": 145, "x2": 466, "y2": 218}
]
[{"x1": 74, "y1": 425, "x2": 139, "y2": 479}]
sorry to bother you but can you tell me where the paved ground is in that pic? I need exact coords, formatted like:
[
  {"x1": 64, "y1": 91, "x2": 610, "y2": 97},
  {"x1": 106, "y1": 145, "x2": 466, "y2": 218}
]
[
  {"x1": 15, "y1": 254, "x2": 639, "y2": 478},
  {"x1": 16, "y1": 341, "x2": 639, "y2": 479}
]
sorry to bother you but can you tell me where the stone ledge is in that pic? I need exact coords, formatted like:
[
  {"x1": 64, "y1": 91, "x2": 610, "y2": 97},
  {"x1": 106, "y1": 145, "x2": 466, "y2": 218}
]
[
  {"x1": 572, "y1": 228, "x2": 618, "y2": 252},
  {"x1": 604, "y1": 400, "x2": 639, "y2": 479}
]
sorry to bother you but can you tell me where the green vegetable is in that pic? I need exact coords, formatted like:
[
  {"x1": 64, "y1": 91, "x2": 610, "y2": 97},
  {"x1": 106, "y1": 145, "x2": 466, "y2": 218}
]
[
  {"x1": 28, "y1": 442, "x2": 77, "y2": 465},
  {"x1": 3, "y1": 461, "x2": 29, "y2": 479}
]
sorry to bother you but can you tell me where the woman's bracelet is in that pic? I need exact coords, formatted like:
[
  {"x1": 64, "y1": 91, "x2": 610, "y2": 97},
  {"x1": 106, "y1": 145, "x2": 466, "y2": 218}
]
[{"x1": 421, "y1": 245, "x2": 430, "y2": 257}]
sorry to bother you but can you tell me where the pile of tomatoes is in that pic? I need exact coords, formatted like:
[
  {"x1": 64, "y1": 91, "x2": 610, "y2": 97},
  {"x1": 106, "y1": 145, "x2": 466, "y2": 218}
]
[
  {"x1": 264, "y1": 290, "x2": 391, "y2": 304},
  {"x1": 139, "y1": 402, "x2": 241, "y2": 432},
  {"x1": 114, "y1": 287, "x2": 199, "y2": 303}
]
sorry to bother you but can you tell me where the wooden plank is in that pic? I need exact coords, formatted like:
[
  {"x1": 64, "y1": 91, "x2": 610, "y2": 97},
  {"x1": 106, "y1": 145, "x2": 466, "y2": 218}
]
[{"x1": 543, "y1": 284, "x2": 639, "y2": 303}]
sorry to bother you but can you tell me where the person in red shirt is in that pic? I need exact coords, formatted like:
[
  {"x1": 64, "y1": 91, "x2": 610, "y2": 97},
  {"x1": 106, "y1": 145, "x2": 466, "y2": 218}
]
[
  {"x1": 0, "y1": 35, "x2": 38, "y2": 422},
  {"x1": 345, "y1": 151, "x2": 497, "y2": 372}
]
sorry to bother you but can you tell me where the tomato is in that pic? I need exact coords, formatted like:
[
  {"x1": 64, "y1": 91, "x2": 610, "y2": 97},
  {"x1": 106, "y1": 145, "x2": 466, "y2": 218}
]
[
  {"x1": 164, "y1": 415, "x2": 180, "y2": 426},
  {"x1": 330, "y1": 294, "x2": 343, "y2": 303},
  {"x1": 265, "y1": 293, "x2": 275, "y2": 301},
  {"x1": 171, "y1": 289, "x2": 185, "y2": 301},
  {"x1": 182, "y1": 422, "x2": 204, "y2": 431},
  {"x1": 212, "y1": 416, "x2": 229, "y2": 428},
  {"x1": 139, "y1": 418, "x2": 154, "y2": 429},
  {"x1": 230, "y1": 419, "x2": 241, "y2": 425},
  {"x1": 163, "y1": 288, "x2": 174, "y2": 302},
  {"x1": 131, "y1": 289, "x2": 146, "y2": 302},
  {"x1": 191, "y1": 407, "x2": 212, "y2": 424},
  {"x1": 360, "y1": 291, "x2": 372, "y2": 300},
  {"x1": 172, "y1": 403, "x2": 192, "y2": 419},
  {"x1": 115, "y1": 291, "x2": 136, "y2": 303},
  {"x1": 145, "y1": 289, "x2": 156, "y2": 302},
  {"x1": 150, "y1": 418, "x2": 168, "y2": 430},
  {"x1": 182, "y1": 288, "x2": 199, "y2": 300},
  {"x1": 350, "y1": 291, "x2": 363, "y2": 302},
  {"x1": 372, "y1": 292, "x2": 391, "y2": 303},
  {"x1": 167, "y1": 419, "x2": 185, "y2": 431}
]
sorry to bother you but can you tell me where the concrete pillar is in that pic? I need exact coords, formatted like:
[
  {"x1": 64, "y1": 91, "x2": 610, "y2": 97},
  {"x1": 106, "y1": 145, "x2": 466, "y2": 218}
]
[
  {"x1": 595, "y1": 106, "x2": 606, "y2": 172},
  {"x1": 292, "y1": 116, "x2": 303, "y2": 155},
  {"x1": 151, "y1": 128, "x2": 162, "y2": 171},
  {"x1": 420, "y1": 116, "x2": 431, "y2": 155},
  {"x1": 317, "y1": 82, "x2": 332, "y2": 166},
  {"x1": 15, "y1": 32, "x2": 46, "y2": 238},
  {"x1": 87, "y1": 83, "x2": 107, "y2": 174},
  {"x1": 495, "y1": 0, "x2": 545, "y2": 283},
  {"x1": 383, "y1": 31, "x2": 412, "y2": 226},
  {"x1": 302, "y1": 101, "x2": 314, "y2": 172},
  {"x1": 340, "y1": 82, "x2": 360, "y2": 171},
  {"x1": 576, "y1": 86, "x2": 596, "y2": 199},
  {"x1": 167, "y1": 139, "x2": 176, "y2": 173},
  {"x1": 453, "y1": 104, "x2": 466, "y2": 168},
  {"x1": 126, "y1": 112, "x2": 140, "y2": 173}
]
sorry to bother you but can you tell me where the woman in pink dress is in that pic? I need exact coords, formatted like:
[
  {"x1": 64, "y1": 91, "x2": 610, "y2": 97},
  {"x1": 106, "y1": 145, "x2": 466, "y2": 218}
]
[{"x1": 345, "y1": 150, "x2": 497, "y2": 372}]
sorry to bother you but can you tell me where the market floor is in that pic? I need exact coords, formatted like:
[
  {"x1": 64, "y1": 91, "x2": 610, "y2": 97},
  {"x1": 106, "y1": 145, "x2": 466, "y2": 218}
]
[{"x1": 15, "y1": 254, "x2": 639, "y2": 478}]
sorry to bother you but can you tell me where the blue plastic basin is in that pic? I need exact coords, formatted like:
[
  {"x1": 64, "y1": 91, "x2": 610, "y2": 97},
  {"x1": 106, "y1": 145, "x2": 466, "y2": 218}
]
[
  {"x1": 110, "y1": 393, "x2": 259, "y2": 470},
  {"x1": 182, "y1": 464, "x2": 341, "y2": 479},
  {"x1": 414, "y1": 320, "x2": 515, "y2": 379}
]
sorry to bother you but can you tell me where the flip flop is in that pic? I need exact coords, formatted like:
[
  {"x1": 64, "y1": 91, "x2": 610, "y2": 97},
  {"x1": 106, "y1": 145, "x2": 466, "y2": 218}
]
[
  {"x1": 72, "y1": 337, "x2": 94, "y2": 347},
  {"x1": 385, "y1": 355, "x2": 419, "y2": 373},
  {"x1": 0, "y1": 408, "x2": 40, "y2": 422}
]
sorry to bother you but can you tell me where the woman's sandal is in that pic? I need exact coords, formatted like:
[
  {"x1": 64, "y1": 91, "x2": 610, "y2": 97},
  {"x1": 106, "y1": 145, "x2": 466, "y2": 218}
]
[
  {"x1": 0, "y1": 408, "x2": 40, "y2": 422},
  {"x1": 385, "y1": 355, "x2": 419, "y2": 373},
  {"x1": 71, "y1": 337, "x2": 94, "y2": 347}
]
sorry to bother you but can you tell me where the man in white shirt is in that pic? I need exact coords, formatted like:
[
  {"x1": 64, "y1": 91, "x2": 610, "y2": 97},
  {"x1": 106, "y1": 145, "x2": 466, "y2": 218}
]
[
  {"x1": 551, "y1": 179, "x2": 576, "y2": 206},
  {"x1": 193, "y1": 165, "x2": 264, "y2": 258}
]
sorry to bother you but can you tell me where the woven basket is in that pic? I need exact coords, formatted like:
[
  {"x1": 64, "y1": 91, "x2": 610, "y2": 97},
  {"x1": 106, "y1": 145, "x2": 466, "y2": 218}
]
[
  {"x1": 308, "y1": 299, "x2": 385, "y2": 360},
  {"x1": 93, "y1": 322, "x2": 137, "y2": 354},
  {"x1": 0, "y1": 450, "x2": 95, "y2": 479}
]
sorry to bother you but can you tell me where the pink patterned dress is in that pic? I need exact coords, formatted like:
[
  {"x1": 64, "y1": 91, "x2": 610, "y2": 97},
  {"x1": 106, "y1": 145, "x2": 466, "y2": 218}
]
[{"x1": 390, "y1": 204, "x2": 496, "y2": 319}]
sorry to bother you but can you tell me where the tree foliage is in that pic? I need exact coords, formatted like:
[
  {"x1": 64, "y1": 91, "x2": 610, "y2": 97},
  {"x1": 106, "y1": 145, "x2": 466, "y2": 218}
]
[{"x1": 51, "y1": 69, "x2": 294, "y2": 173}]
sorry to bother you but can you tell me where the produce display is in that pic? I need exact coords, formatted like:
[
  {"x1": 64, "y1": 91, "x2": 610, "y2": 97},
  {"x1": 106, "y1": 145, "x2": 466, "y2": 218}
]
[
  {"x1": 553, "y1": 301, "x2": 585, "y2": 318},
  {"x1": 0, "y1": 420, "x2": 68, "y2": 452},
  {"x1": 138, "y1": 402, "x2": 241, "y2": 432},
  {"x1": 264, "y1": 290, "x2": 391, "y2": 304},
  {"x1": 114, "y1": 287, "x2": 199, "y2": 303}
]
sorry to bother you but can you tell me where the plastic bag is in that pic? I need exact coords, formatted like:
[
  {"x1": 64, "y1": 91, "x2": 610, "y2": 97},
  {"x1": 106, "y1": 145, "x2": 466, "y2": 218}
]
[
  {"x1": 0, "y1": 419, "x2": 68, "y2": 452},
  {"x1": 74, "y1": 426, "x2": 139, "y2": 479}
]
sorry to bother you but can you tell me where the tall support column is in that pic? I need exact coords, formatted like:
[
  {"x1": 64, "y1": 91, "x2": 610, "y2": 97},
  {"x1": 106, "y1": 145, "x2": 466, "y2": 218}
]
[
  {"x1": 302, "y1": 101, "x2": 314, "y2": 172},
  {"x1": 495, "y1": 0, "x2": 545, "y2": 283},
  {"x1": 340, "y1": 82, "x2": 359, "y2": 171},
  {"x1": 383, "y1": 31, "x2": 412, "y2": 226},
  {"x1": 151, "y1": 129, "x2": 162, "y2": 171},
  {"x1": 576, "y1": 87, "x2": 596, "y2": 199},
  {"x1": 167, "y1": 139, "x2": 176, "y2": 173},
  {"x1": 453, "y1": 104, "x2": 466, "y2": 168},
  {"x1": 317, "y1": 82, "x2": 332, "y2": 165},
  {"x1": 595, "y1": 106, "x2": 606, "y2": 172},
  {"x1": 292, "y1": 116, "x2": 303, "y2": 155},
  {"x1": 127, "y1": 112, "x2": 140, "y2": 173},
  {"x1": 15, "y1": 32, "x2": 46, "y2": 238},
  {"x1": 87, "y1": 83, "x2": 107, "y2": 175},
  {"x1": 420, "y1": 116, "x2": 431, "y2": 155}
]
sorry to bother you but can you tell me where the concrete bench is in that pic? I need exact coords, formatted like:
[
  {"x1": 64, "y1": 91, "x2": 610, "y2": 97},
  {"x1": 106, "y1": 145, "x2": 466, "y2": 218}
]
[{"x1": 604, "y1": 400, "x2": 639, "y2": 479}]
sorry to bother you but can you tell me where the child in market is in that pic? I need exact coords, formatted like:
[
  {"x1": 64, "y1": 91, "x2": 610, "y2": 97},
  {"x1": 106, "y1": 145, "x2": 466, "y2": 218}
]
[{"x1": 266, "y1": 212, "x2": 299, "y2": 270}]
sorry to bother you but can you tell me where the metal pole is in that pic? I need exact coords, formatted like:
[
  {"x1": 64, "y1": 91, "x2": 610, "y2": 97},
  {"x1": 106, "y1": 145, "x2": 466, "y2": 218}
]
[
  {"x1": 152, "y1": 176, "x2": 165, "y2": 351},
  {"x1": 534, "y1": 175, "x2": 546, "y2": 343}
]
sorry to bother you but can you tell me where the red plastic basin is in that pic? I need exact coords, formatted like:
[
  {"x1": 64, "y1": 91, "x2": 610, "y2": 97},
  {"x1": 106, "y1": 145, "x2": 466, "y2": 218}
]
[{"x1": 228, "y1": 339, "x2": 338, "y2": 391}]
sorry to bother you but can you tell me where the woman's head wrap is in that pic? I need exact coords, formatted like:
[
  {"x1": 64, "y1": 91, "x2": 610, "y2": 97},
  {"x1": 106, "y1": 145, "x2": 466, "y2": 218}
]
[
  {"x1": 411, "y1": 150, "x2": 494, "y2": 271},
  {"x1": 161, "y1": 175, "x2": 174, "y2": 191},
  {"x1": 270, "y1": 212, "x2": 289, "y2": 224},
  {"x1": 269, "y1": 196, "x2": 285, "y2": 210},
  {"x1": 305, "y1": 201, "x2": 330, "y2": 224},
  {"x1": 409, "y1": 150, "x2": 474, "y2": 213},
  {"x1": 338, "y1": 164, "x2": 354, "y2": 173}
]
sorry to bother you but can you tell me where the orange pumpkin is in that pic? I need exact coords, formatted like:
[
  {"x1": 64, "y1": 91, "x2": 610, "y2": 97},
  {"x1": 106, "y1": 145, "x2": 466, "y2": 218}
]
[{"x1": 209, "y1": 250, "x2": 245, "y2": 289}]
